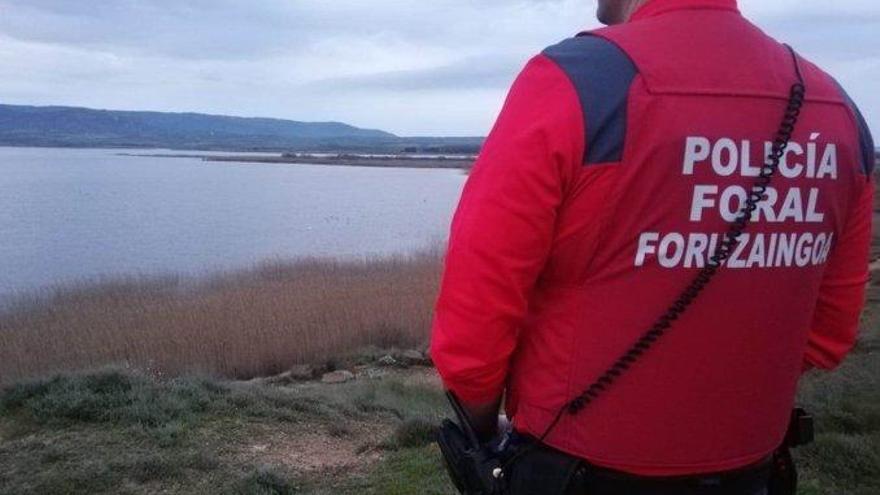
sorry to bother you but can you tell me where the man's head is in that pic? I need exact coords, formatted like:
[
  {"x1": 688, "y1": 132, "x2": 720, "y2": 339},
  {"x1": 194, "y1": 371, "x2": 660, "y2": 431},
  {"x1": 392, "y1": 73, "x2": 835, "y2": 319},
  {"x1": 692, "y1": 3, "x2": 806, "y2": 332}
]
[{"x1": 597, "y1": 0, "x2": 649, "y2": 25}]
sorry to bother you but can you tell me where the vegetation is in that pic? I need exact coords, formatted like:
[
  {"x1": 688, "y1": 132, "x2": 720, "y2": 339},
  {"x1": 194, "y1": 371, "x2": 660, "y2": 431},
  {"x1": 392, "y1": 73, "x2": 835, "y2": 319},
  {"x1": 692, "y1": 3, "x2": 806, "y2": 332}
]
[
  {"x1": 0, "y1": 368, "x2": 456, "y2": 495},
  {"x1": 1, "y1": 317, "x2": 878, "y2": 495},
  {"x1": 1, "y1": 261, "x2": 878, "y2": 495},
  {"x1": 0, "y1": 252, "x2": 442, "y2": 386}
]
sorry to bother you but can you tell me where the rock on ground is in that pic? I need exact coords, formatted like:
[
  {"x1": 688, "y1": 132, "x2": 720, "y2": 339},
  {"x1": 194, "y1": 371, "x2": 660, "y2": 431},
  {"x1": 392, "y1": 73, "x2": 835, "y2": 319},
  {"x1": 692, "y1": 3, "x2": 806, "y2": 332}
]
[
  {"x1": 321, "y1": 370, "x2": 355, "y2": 384},
  {"x1": 400, "y1": 350, "x2": 431, "y2": 366}
]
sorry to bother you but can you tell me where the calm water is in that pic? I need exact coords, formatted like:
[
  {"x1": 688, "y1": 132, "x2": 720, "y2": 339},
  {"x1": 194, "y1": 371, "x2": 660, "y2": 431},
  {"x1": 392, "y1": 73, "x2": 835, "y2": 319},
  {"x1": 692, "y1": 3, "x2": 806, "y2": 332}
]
[{"x1": 0, "y1": 147, "x2": 466, "y2": 296}]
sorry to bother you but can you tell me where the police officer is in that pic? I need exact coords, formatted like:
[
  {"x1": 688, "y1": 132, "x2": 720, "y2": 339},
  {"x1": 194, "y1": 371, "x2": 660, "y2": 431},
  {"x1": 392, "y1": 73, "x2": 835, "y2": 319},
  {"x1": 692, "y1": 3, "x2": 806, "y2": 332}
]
[{"x1": 431, "y1": 0, "x2": 875, "y2": 493}]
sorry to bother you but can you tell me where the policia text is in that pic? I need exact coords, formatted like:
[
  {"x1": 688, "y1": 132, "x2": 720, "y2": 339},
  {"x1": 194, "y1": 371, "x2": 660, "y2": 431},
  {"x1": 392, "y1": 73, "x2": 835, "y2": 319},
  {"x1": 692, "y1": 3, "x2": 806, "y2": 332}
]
[{"x1": 635, "y1": 135, "x2": 839, "y2": 269}]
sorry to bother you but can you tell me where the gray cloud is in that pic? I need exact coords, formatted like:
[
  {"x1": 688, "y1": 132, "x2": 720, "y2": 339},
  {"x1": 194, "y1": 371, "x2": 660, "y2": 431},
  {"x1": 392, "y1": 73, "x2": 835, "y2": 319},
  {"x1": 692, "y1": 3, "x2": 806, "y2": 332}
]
[
  {"x1": 0, "y1": 0, "x2": 877, "y2": 136},
  {"x1": 307, "y1": 54, "x2": 524, "y2": 92},
  {"x1": 0, "y1": 1, "x2": 317, "y2": 59}
]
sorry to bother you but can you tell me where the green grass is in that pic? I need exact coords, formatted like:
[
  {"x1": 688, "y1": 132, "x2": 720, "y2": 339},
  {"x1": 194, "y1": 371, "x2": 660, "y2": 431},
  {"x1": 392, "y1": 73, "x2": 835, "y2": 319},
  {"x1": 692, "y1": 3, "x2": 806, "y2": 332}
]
[
  {"x1": 794, "y1": 328, "x2": 880, "y2": 492},
  {"x1": 341, "y1": 446, "x2": 454, "y2": 495},
  {"x1": 0, "y1": 368, "x2": 454, "y2": 495},
  {"x1": 231, "y1": 466, "x2": 303, "y2": 495},
  {"x1": 0, "y1": 369, "x2": 346, "y2": 432},
  {"x1": 790, "y1": 274, "x2": 880, "y2": 495}
]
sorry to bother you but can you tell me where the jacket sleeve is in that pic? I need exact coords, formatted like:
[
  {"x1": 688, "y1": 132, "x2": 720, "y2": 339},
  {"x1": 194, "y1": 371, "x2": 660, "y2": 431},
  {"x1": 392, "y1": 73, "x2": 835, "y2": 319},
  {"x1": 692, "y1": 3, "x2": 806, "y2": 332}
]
[
  {"x1": 430, "y1": 55, "x2": 584, "y2": 403},
  {"x1": 805, "y1": 106, "x2": 875, "y2": 371}
]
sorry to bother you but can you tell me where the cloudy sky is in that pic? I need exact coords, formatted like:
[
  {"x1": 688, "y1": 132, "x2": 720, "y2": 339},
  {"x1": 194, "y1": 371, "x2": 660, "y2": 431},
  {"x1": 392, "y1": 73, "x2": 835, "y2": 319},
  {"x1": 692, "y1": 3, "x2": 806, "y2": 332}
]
[{"x1": 1, "y1": 0, "x2": 877, "y2": 136}]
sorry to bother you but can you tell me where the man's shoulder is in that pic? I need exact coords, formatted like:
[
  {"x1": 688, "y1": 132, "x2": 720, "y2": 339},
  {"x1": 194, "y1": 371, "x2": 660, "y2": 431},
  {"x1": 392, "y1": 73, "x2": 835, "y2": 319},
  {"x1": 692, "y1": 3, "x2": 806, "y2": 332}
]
[
  {"x1": 539, "y1": 33, "x2": 639, "y2": 94},
  {"x1": 541, "y1": 31, "x2": 634, "y2": 72},
  {"x1": 797, "y1": 54, "x2": 859, "y2": 108},
  {"x1": 537, "y1": 32, "x2": 639, "y2": 166},
  {"x1": 788, "y1": 53, "x2": 874, "y2": 175}
]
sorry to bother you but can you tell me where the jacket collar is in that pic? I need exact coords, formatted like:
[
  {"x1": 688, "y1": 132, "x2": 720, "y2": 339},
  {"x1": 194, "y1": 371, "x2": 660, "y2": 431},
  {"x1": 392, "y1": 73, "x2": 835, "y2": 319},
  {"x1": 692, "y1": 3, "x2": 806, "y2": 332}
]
[{"x1": 630, "y1": 0, "x2": 739, "y2": 22}]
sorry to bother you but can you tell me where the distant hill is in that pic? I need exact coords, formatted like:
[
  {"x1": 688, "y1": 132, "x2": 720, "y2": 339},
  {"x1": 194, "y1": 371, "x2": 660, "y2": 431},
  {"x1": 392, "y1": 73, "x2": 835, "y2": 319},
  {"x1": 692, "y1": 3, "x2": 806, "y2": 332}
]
[{"x1": 0, "y1": 104, "x2": 481, "y2": 153}]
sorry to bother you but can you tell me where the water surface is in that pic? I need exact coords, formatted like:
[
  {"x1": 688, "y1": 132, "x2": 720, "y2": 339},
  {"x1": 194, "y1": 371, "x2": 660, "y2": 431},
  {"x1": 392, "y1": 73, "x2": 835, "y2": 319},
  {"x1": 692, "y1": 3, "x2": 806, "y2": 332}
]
[{"x1": 0, "y1": 147, "x2": 466, "y2": 295}]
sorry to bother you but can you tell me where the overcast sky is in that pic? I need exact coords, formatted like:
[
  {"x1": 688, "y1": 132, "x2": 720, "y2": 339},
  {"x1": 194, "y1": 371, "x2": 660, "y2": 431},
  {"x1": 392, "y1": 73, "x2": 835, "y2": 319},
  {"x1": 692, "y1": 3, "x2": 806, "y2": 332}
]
[{"x1": 1, "y1": 0, "x2": 877, "y2": 136}]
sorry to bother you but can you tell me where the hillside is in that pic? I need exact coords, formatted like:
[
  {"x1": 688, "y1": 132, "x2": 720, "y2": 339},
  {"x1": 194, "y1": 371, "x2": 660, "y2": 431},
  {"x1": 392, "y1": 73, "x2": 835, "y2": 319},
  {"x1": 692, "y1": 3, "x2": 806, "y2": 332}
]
[{"x1": 0, "y1": 104, "x2": 481, "y2": 153}]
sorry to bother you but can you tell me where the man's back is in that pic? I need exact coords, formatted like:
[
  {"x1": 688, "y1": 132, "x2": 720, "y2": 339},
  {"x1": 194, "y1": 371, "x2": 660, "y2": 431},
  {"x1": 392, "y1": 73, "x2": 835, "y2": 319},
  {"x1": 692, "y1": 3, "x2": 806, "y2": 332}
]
[{"x1": 431, "y1": 0, "x2": 874, "y2": 477}]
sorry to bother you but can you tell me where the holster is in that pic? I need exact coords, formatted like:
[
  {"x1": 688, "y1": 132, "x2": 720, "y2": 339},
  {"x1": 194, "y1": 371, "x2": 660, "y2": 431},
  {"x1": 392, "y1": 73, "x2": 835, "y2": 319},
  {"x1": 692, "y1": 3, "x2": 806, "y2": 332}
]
[
  {"x1": 437, "y1": 418, "x2": 503, "y2": 495},
  {"x1": 437, "y1": 422, "x2": 581, "y2": 495},
  {"x1": 767, "y1": 447, "x2": 797, "y2": 495},
  {"x1": 499, "y1": 436, "x2": 583, "y2": 495},
  {"x1": 767, "y1": 408, "x2": 814, "y2": 495}
]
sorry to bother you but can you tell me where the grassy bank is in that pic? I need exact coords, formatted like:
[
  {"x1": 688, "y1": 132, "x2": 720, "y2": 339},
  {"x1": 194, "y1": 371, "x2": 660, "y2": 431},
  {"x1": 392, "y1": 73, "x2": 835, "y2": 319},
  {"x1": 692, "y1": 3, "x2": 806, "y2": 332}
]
[
  {"x1": 1, "y1": 265, "x2": 879, "y2": 495},
  {"x1": 1, "y1": 262, "x2": 878, "y2": 494},
  {"x1": 0, "y1": 303, "x2": 878, "y2": 494},
  {"x1": 0, "y1": 367, "x2": 456, "y2": 495},
  {"x1": 0, "y1": 253, "x2": 441, "y2": 386},
  {"x1": 1, "y1": 323, "x2": 879, "y2": 495}
]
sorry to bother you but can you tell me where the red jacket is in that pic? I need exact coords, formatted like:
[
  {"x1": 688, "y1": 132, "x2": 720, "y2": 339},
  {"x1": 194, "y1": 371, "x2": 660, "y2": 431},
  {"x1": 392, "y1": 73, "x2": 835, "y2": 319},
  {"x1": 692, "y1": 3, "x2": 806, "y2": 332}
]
[{"x1": 431, "y1": 0, "x2": 875, "y2": 476}]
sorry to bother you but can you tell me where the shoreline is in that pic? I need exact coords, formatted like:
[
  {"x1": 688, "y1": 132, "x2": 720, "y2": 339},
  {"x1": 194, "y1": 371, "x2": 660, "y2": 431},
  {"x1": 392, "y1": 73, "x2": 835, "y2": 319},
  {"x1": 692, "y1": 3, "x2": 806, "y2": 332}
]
[{"x1": 120, "y1": 151, "x2": 476, "y2": 169}]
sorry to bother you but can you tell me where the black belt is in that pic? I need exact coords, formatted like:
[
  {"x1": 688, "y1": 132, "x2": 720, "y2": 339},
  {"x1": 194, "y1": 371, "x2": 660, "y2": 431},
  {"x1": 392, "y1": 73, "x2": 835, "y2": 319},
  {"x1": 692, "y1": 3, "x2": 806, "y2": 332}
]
[{"x1": 567, "y1": 456, "x2": 773, "y2": 495}]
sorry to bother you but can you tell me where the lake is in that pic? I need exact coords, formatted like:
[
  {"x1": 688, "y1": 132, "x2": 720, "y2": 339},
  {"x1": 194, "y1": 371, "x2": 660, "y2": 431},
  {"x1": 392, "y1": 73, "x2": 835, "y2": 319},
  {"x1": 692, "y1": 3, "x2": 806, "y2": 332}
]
[{"x1": 0, "y1": 147, "x2": 466, "y2": 296}]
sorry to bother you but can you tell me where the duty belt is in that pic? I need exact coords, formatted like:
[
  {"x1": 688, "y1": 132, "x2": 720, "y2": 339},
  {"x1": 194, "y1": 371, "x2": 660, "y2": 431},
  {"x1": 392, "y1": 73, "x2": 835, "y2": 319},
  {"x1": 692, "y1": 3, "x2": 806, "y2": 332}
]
[{"x1": 565, "y1": 457, "x2": 773, "y2": 495}]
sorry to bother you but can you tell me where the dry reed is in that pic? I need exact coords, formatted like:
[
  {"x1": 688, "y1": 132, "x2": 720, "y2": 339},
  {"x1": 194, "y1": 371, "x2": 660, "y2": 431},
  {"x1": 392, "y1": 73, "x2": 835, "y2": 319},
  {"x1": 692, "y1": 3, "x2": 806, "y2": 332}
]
[{"x1": 0, "y1": 251, "x2": 442, "y2": 386}]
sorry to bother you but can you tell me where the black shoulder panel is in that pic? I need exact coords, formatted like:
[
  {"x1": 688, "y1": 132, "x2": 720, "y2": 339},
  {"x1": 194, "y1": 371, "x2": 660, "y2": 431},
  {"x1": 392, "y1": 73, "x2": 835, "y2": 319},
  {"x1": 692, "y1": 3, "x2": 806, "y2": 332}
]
[
  {"x1": 834, "y1": 81, "x2": 875, "y2": 176},
  {"x1": 542, "y1": 34, "x2": 638, "y2": 165}
]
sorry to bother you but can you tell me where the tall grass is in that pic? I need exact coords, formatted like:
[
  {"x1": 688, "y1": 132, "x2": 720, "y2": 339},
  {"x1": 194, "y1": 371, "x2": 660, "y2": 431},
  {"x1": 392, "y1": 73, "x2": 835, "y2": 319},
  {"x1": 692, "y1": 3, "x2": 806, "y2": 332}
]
[{"x1": 0, "y1": 252, "x2": 442, "y2": 385}]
